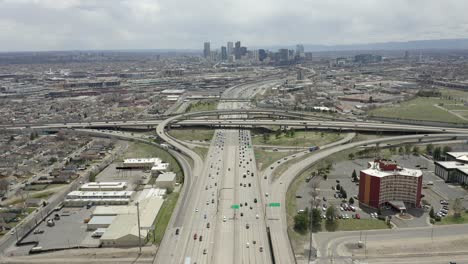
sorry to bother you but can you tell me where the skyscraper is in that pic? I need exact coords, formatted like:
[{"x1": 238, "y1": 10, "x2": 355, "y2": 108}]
[
  {"x1": 234, "y1": 41, "x2": 241, "y2": 60},
  {"x1": 258, "y1": 49, "x2": 267, "y2": 61},
  {"x1": 227, "y1": 42, "x2": 233, "y2": 56},
  {"x1": 203, "y1": 42, "x2": 210, "y2": 58},
  {"x1": 221, "y1": 46, "x2": 227, "y2": 61},
  {"x1": 296, "y1": 44, "x2": 305, "y2": 57}
]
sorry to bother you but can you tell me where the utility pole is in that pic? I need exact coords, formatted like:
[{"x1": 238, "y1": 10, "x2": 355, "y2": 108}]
[{"x1": 136, "y1": 202, "x2": 142, "y2": 253}]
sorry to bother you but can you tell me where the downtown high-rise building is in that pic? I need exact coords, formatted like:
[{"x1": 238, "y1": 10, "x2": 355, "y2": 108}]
[
  {"x1": 234, "y1": 41, "x2": 241, "y2": 60},
  {"x1": 296, "y1": 44, "x2": 305, "y2": 57},
  {"x1": 227, "y1": 42, "x2": 233, "y2": 56},
  {"x1": 221, "y1": 46, "x2": 227, "y2": 60},
  {"x1": 203, "y1": 42, "x2": 211, "y2": 58}
]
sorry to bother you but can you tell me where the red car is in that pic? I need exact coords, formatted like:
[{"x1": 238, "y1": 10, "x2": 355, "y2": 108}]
[
  {"x1": 355, "y1": 214, "x2": 361, "y2": 219},
  {"x1": 194, "y1": 233, "x2": 197, "y2": 240}
]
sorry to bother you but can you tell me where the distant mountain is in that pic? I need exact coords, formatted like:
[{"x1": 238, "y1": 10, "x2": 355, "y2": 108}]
[{"x1": 262, "y1": 38, "x2": 468, "y2": 52}]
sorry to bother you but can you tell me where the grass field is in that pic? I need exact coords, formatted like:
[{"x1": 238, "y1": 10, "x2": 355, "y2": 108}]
[
  {"x1": 168, "y1": 129, "x2": 214, "y2": 142},
  {"x1": 252, "y1": 131, "x2": 343, "y2": 147},
  {"x1": 254, "y1": 149, "x2": 295, "y2": 171},
  {"x1": 369, "y1": 97, "x2": 468, "y2": 123},
  {"x1": 186, "y1": 100, "x2": 218, "y2": 113},
  {"x1": 193, "y1": 146, "x2": 209, "y2": 160},
  {"x1": 323, "y1": 219, "x2": 389, "y2": 231},
  {"x1": 150, "y1": 191, "x2": 180, "y2": 245},
  {"x1": 124, "y1": 142, "x2": 183, "y2": 182},
  {"x1": 436, "y1": 212, "x2": 468, "y2": 225}
]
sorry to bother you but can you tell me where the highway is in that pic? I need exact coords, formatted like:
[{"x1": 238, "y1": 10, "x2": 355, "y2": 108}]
[{"x1": 154, "y1": 79, "x2": 280, "y2": 264}]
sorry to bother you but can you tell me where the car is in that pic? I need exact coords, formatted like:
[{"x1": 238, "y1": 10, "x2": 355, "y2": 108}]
[
  {"x1": 175, "y1": 228, "x2": 180, "y2": 235},
  {"x1": 194, "y1": 234, "x2": 197, "y2": 240},
  {"x1": 204, "y1": 214, "x2": 207, "y2": 219},
  {"x1": 264, "y1": 176, "x2": 267, "y2": 179},
  {"x1": 195, "y1": 208, "x2": 199, "y2": 212},
  {"x1": 265, "y1": 193, "x2": 269, "y2": 197},
  {"x1": 212, "y1": 199, "x2": 215, "y2": 204},
  {"x1": 248, "y1": 183, "x2": 251, "y2": 187},
  {"x1": 296, "y1": 195, "x2": 302, "y2": 198},
  {"x1": 10, "y1": 229, "x2": 15, "y2": 235},
  {"x1": 240, "y1": 212, "x2": 244, "y2": 217},
  {"x1": 246, "y1": 242, "x2": 250, "y2": 248},
  {"x1": 203, "y1": 249, "x2": 207, "y2": 254},
  {"x1": 355, "y1": 214, "x2": 360, "y2": 219},
  {"x1": 199, "y1": 235, "x2": 203, "y2": 241},
  {"x1": 270, "y1": 166, "x2": 274, "y2": 170},
  {"x1": 206, "y1": 222, "x2": 210, "y2": 228},
  {"x1": 256, "y1": 214, "x2": 259, "y2": 219},
  {"x1": 246, "y1": 224, "x2": 250, "y2": 229},
  {"x1": 332, "y1": 186, "x2": 335, "y2": 190},
  {"x1": 223, "y1": 216, "x2": 227, "y2": 222},
  {"x1": 259, "y1": 246, "x2": 263, "y2": 252},
  {"x1": 323, "y1": 197, "x2": 327, "y2": 201},
  {"x1": 254, "y1": 198, "x2": 257, "y2": 203}
]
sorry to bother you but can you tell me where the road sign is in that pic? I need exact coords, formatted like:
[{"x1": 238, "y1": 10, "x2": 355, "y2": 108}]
[
  {"x1": 231, "y1": 204, "x2": 240, "y2": 209},
  {"x1": 269, "y1": 203, "x2": 281, "y2": 207}
]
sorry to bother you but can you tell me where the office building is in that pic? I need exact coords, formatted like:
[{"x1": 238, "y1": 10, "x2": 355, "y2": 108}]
[
  {"x1": 358, "y1": 159, "x2": 423, "y2": 211},
  {"x1": 259, "y1": 49, "x2": 267, "y2": 61},
  {"x1": 227, "y1": 42, "x2": 233, "y2": 56},
  {"x1": 221, "y1": 46, "x2": 227, "y2": 61},
  {"x1": 203, "y1": 42, "x2": 211, "y2": 59},
  {"x1": 296, "y1": 44, "x2": 305, "y2": 57},
  {"x1": 279, "y1": 49, "x2": 289, "y2": 61},
  {"x1": 235, "y1": 41, "x2": 241, "y2": 60}
]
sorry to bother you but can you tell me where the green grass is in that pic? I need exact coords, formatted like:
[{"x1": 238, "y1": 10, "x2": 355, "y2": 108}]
[
  {"x1": 149, "y1": 191, "x2": 180, "y2": 245},
  {"x1": 168, "y1": 129, "x2": 214, "y2": 142},
  {"x1": 186, "y1": 100, "x2": 218, "y2": 113},
  {"x1": 369, "y1": 97, "x2": 468, "y2": 123},
  {"x1": 254, "y1": 148, "x2": 296, "y2": 171},
  {"x1": 193, "y1": 146, "x2": 209, "y2": 160},
  {"x1": 252, "y1": 131, "x2": 343, "y2": 147},
  {"x1": 323, "y1": 219, "x2": 389, "y2": 231},
  {"x1": 440, "y1": 104, "x2": 468, "y2": 111},
  {"x1": 124, "y1": 142, "x2": 183, "y2": 183},
  {"x1": 436, "y1": 212, "x2": 468, "y2": 225}
]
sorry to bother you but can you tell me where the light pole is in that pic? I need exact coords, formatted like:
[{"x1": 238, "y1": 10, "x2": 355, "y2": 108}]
[{"x1": 136, "y1": 202, "x2": 142, "y2": 253}]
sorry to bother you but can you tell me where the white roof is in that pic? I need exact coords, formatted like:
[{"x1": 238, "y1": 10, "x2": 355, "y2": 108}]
[
  {"x1": 157, "y1": 172, "x2": 176, "y2": 182},
  {"x1": 151, "y1": 163, "x2": 169, "y2": 171},
  {"x1": 447, "y1": 152, "x2": 468, "y2": 163},
  {"x1": 123, "y1": 158, "x2": 161, "y2": 164},
  {"x1": 161, "y1": 89, "x2": 185, "y2": 94},
  {"x1": 363, "y1": 162, "x2": 422, "y2": 178},
  {"x1": 80, "y1": 182, "x2": 127, "y2": 189},
  {"x1": 435, "y1": 161, "x2": 468, "y2": 170},
  {"x1": 67, "y1": 191, "x2": 133, "y2": 198},
  {"x1": 88, "y1": 215, "x2": 115, "y2": 225}
]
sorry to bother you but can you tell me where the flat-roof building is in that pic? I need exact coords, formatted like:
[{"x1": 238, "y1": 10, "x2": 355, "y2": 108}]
[
  {"x1": 359, "y1": 160, "x2": 423, "y2": 210},
  {"x1": 64, "y1": 191, "x2": 134, "y2": 206},
  {"x1": 80, "y1": 182, "x2": 127, "y2": 191},
  {"x1": 155, "y1": 172, "x2": 176, "y2": 189},
  {"x1": 434, "y1": 161, "x2": 468, "y2": 184}
]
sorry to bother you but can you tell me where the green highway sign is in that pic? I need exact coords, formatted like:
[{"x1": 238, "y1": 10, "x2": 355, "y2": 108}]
[
  {"x1": 269, "y1": 203, "x2": 281, "y2": 207},
  {"x1": 231, "y1": 204, "x2": 240, "y2": 209}
]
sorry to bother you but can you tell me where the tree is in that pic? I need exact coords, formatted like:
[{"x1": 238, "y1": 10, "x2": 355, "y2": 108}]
[
  {"x1": 275, "y1": 129, "x2": 282, "y2": 139},
  {"x1": 404, "y1": 144, "x2": 412, "y2": 156},
  {"x1": 426, "y1": 144, "x2": 434, "y2": 154},
  {"x1": 398, "y1": 147, "x2": 404, "y2": 155},
  {"x1": 294, "y1": 208, "x2": 309, "y2": 233},
  {"x1": 442, "y1": 146, "x2": 452, "y2": 158},
  {"x1": 0, "y1": 179, "x2": 8, "y2": 194},
  {"x1": 348, "y1": 153, "x2": 355, "y2": 160},
  {"x1": 377, "y1": 208, "x2": 382, "y2": 216},
  {"x1": 453, "y1": 198, "x2": 464, "y2": 218},
  {"x1": 326, "y1": 205, "x2": 337, "y2": 223},
  {"x1": 311, "y1": 208, "x2": 322, "y2": 231},
  {"x1": 262, "y1": 134, "x2": 269, "y2": 143},
  {"x1": 433, "y1": 147, "x2": 442, "y2": 160},
  {"x1": 349, "y1": 197, "x2": 355, "y2": 204},
  {"x1": 336, "y1": 184, "x2": 341, "y2": 191},
  {"x1": 429, "y1": 207, "x2": 435, "y2": 219},
  {"x1": 340, "y1": 189, "x2": 347, "y2": 199},
  {"x1": 412, "y1": 146, "x2": 420, "y2": 155},
  {"x1": 290, "y1": 128, "x2": 296, "y2": 137},
  {"x1": 351, "y1": 170, "x2": 357, "y2": 181}
]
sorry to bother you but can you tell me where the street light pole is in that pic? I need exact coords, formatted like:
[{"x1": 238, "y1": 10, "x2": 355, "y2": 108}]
[{"x1": 136, "y1": 202, "x2": 142, "y2": 253}]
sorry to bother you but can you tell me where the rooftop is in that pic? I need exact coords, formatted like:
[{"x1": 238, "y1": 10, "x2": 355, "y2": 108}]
[
  {"x1": 363, "y1": 160, "x2": 422, "y2": 178},
  {"x1": 157, "y1": 172, "x2": 176, "y2": 182}
]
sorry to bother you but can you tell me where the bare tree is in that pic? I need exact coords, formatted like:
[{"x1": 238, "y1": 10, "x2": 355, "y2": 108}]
[{"x1": 453, "y1": 198, "x2": 464, "y2": 218}]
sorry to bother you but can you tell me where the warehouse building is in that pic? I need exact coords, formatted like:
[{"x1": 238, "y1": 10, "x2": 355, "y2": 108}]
[
  {"x1": 358, "y1": 160, "x2": 423, "y2": 210},
  {"x1": 99, "y1": 196, "x2": 164, "y2": 247},
  {"x1": 64, "y1": 191, "x2": 134, "y2": 206},
  {"x1": 155, "y1": 172, "x2": 176, "y2": 189},
  {"x1": 87, "y1": 215, "x2": 115, "y2": 230},
  {"x1": 80, "y1": 182, "x2": 127, "y2": 191},
  {"x1": 434, "y1": 161, "x2": 468, "y2": 184}
]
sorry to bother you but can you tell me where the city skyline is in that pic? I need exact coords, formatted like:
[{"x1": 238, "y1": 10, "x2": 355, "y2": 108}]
[{"x1": 0, "y1": 0, "x2": 468, "y2": 51}]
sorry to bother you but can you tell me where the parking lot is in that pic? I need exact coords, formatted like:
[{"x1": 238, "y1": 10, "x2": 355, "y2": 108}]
[
  {"x1": 20, "y1": 207, "x2": 100, "y2": 252},
  {"x1": 96, "y1": 163, "x2": 151, "y2": 190},
  {"x1": 295, "y1": 153, "x2": 468, "y2": 228}
]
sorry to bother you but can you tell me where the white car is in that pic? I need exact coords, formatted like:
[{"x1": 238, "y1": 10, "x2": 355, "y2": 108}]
[
  {"x1": 195, "y1": 208, "x2": 199, "y2": 212},
  {"x1": 223, "y1": 216, "x2": 227, "y2": 222}
]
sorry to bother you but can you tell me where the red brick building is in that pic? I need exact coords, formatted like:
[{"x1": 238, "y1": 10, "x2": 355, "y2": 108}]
[{"x1": 358, "y1": 160, "x2": 423, "y2": 209}]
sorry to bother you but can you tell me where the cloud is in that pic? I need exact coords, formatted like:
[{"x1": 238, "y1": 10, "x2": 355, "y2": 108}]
[{"x1": 0, "y1": 0, "x2": 467, "y2": 51}]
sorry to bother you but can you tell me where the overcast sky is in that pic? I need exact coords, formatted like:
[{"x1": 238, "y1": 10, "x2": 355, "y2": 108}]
[{"x1": 0, "y1": 0, "x2": 467, "y2": 52}]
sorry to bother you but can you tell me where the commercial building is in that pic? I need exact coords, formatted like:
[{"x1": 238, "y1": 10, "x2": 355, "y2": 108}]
[
  {"x1": 99, "y1": 195, "x2": 164, "y2": 247},
  {"x1": 80, "y1": 182, "x2": 127, "y2": 191},
  {"x1": 121, "y1": 158, "x2": 168, "y2": 170},
  {"x1": 358, "y1": 160, "x2": 423, "y2": 210},
  {"x1": 155, "y1": 172, "x2": 176, "y2": 189},
  {"x1": 221, "y1": 46, "x2": 227, "y2": 61},
  {"x1": 64, "y1": 191, "x2": 134, "y2": 206},
  {"x1": 227, "y1": 42, "x2": 233, "y2": 56},
  {"x1": 203, "y1": 42, "x2": 211, "y2": 59},
  {"x1": 235, "y1": 41, "x2": 241, "y2": 60},
  {"x1": 87, "y1": 215, "x2": 115, "y2": 230},
  {"x1": 434, "y1": 161, "x2": 468, "y2": 184}
]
